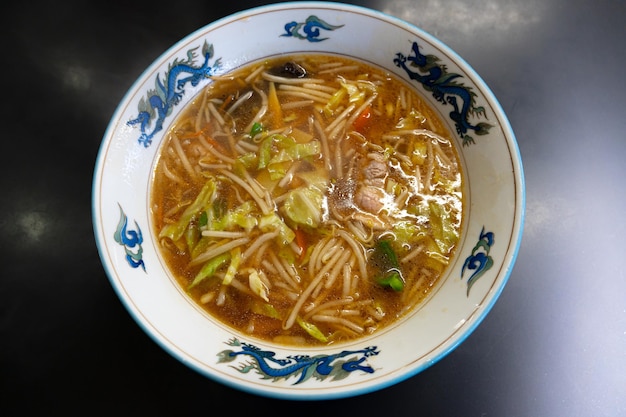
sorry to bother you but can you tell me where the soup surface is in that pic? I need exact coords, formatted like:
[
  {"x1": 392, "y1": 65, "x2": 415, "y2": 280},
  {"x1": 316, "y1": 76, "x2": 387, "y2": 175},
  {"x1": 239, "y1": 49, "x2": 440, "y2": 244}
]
[{"x1": 151, "y1": 54, "x2": 464, "y2": 346}]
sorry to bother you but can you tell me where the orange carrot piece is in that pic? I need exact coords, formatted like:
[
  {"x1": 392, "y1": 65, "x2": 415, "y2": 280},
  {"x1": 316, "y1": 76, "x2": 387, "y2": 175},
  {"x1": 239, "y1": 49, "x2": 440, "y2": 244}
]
[{"x1": 353, "y1": 105, "x2": 372, "y2": 133}]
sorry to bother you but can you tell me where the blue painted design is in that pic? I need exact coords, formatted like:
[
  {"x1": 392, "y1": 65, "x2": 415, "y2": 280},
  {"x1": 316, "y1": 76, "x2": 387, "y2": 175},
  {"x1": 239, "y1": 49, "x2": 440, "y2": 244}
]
[
  {"x1": 461, "y1": 227, "x2": 494, "y2": 295},
  {"x1": 113, "y1": 204, "x2": 146, "y2": 271},
  {"x1": 281, "y1": 15, "x2": 344, "y2": 42},
  {"x1": 393, "y1": 41, "x2": 493, "y2": 146},
  {"x1": 217, "y1": 338, "x2": 379, "y2": 384},
  {"x1": 127, "y1": 41, "x2": 221, "y2": 147}
]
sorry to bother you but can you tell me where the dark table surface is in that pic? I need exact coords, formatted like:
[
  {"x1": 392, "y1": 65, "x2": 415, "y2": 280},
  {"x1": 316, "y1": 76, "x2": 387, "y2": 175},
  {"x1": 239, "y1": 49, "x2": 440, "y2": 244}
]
[{"x1": 3, "y1": 0, "x2": 625, "y2": 415}]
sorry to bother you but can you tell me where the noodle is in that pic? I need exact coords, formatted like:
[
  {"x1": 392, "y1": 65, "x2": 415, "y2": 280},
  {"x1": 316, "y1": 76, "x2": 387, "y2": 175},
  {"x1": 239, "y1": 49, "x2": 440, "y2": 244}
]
[
  {"x1": 226, "y1": 90, "x2": 253, "y2": 115},
  {"x1": 190, "y1": 237, "x2": 250, "y2": 266}
]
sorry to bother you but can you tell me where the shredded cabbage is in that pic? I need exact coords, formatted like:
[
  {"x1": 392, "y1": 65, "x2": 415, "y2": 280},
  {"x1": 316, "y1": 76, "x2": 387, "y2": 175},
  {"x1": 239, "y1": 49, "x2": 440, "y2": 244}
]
[
  {"x1": 396, "y1": 109, "x2": 426, "y2": 129},
  {"x1": 159, "y1": 179, "x2": 217, "y2": 242},
  {"x1": 213, "y1": 201, "x2": 257, "y2": 232},
  {"x1": 222, "y1": 247, "x2": 242, "y2": 285},
  {"x1": 259, "y1": 212, "x2": 295, "y2": 246},
  {"x1": 296, "y1": 317, "x2": 328, "y2": 343},
  {"x1": 189, "y1": 252, "x2": 230, "y2": 289},
  {"x1": 429, "y1": 201, "x2": 459, "y2": 255},
  {"x1": 282, "y1": 185, "x2": 325, "y2": 228},
  {"x1": 257, "y1": 134, "x2": 321, "y2": 180},
  {"x1": 248, "y1": 269, "x2": 269, "y2": 302}
]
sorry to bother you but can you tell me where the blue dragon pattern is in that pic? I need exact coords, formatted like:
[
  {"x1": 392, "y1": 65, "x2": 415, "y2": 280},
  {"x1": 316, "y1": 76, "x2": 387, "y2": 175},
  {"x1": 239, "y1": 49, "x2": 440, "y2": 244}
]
[
  {"x1": 217, "y1": 338, "x2": 379, "y2": 384},
  {"x1": 113, "y1": 204, "x2": 146, "y2": 271},
  {"x1": 281, "y1": 15, "x2": 344, "y2": 42},
  {"x1": 394, "y1": 41, "x2": 492, "y2": 146},
  {"x1": 127, "y1": 41, "x2": 221, "y2": 147},
  {"x1": 461, "y1": 227, "x2": 494, "y2": 296}
]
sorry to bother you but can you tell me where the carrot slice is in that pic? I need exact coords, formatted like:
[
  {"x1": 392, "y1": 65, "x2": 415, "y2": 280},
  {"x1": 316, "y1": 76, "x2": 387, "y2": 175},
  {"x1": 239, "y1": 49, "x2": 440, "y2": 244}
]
[{"x1": 353, "y1": 105, "x2": 371, "y2": 133}]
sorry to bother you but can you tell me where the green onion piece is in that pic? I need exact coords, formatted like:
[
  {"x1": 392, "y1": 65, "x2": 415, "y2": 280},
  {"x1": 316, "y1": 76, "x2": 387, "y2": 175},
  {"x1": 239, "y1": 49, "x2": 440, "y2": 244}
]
[{"x1": 250, "y1": 122, "x2": 264, "y2": 137}]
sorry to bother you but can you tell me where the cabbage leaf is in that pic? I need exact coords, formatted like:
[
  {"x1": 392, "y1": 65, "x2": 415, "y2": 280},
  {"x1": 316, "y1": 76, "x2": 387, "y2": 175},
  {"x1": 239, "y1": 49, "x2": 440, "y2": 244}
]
[
  {"x1": 282, "y1": 185, "x2": 325, "y2": 228},
  {"x1": 159, "y1": 179, "x2": 217, "y2": 242}
]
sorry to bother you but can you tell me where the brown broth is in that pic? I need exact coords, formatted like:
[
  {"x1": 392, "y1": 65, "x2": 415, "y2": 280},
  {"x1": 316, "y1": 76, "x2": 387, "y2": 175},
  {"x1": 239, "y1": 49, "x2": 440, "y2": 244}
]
[{"x1": 150, "y1": 54, "x2": 464, "y2": 346}]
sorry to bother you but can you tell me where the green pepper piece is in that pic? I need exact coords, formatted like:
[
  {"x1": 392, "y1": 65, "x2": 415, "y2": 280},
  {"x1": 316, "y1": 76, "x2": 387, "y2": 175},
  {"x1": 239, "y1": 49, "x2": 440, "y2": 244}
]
[
  {"x1": 372, "y1": 240, "x2": 405, "y2": 291},
  {"x1": 377, "y1": 270, "x2": 404, "y2": 291}
]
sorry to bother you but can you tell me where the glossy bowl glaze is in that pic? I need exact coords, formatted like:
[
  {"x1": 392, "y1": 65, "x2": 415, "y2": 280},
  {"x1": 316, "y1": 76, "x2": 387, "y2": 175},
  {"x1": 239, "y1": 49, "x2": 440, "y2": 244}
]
[{"x1": 93, "y1": 1, "x2": 524, "y2": 400}]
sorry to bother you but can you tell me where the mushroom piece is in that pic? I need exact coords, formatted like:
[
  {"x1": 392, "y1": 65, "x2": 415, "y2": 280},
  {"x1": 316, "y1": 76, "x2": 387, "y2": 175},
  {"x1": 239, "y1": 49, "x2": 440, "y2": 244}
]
[{"x1": 270, "y1": 61, "x2": 308, "y2": 78}]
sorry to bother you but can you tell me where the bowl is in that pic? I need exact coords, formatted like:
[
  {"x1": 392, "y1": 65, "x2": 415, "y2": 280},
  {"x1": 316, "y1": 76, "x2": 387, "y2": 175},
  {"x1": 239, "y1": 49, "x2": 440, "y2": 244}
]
[{"x1": 92, "y1": 1, "x2": 524, "y2": 400}]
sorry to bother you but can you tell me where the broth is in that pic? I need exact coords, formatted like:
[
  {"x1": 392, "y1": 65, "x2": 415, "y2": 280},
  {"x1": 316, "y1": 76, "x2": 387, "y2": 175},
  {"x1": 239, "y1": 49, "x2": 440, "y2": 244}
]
[{"x1": 151, "y1": 54, "x2": 464, "y2": 346}]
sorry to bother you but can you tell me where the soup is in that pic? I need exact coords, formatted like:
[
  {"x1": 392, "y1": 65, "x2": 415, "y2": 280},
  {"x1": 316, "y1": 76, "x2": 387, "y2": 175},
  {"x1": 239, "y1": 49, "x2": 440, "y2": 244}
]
[{"x1": 151, "y1": 54, "x2": 463, "y2": 346}]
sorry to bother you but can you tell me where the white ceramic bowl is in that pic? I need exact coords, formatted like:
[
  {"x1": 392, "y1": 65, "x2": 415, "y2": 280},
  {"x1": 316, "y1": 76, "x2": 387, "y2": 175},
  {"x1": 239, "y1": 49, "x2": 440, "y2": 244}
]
[{"x1": 93, "y1": 1, "x2": 524, "y2": 400}]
